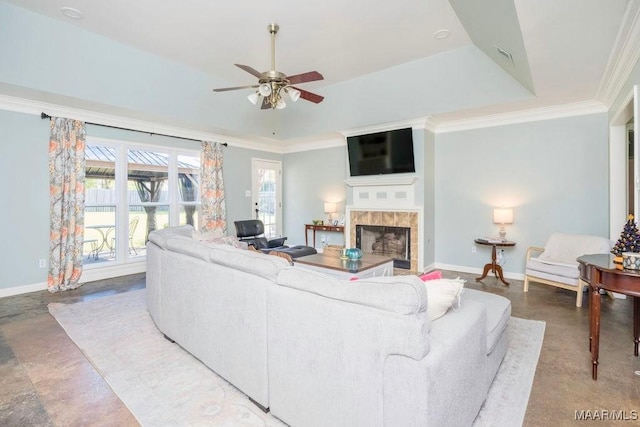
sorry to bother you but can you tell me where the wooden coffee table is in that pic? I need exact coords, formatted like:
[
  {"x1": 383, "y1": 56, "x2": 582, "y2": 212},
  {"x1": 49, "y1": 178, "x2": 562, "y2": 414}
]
[{"x1": 294, "y1": 253, "x2": 394, "y2": 280}]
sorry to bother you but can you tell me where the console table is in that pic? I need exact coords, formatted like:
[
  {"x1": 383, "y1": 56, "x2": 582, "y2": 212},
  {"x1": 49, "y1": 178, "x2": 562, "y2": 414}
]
[
  {"x1": 474, "y1": 238, "x2": 516, "y2": 286},
  {"x1": 576, "y1": 254, "x2": 640, "y2": 380},
  {"x1": 305, "y1": 224, "x2": 344, "y2": 247}
]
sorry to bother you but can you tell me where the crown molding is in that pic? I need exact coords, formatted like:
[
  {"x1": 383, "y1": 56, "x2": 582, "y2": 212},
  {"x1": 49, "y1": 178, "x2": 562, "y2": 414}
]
[
  {"x1": 596, "y1": 0, "x2": 640, "y2": 107},
  {"x1": 433, "y1": 100, "x2": 608, "y2": 134},
  {"x1": 340, "y1": 118, "x2": 428, "y2": 138},
  {"x1": 0, "y1": 93, "x2": 613, "y2": 153},
  {"x1": 0, "y1": 94, "x2": 284, "y2": 153},
  {"x1": 424, "y1": 116, "x2": 439, "y2": 133}
]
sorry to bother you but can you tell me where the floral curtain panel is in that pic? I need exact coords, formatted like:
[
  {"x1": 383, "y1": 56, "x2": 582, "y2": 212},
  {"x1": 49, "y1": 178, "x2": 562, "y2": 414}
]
[
  {"x1": 200, "y1": 141, "x2": 227, "y2": 233},
  {"x1": 48, "y1": 117, "x2": 86, "y2": 292}
]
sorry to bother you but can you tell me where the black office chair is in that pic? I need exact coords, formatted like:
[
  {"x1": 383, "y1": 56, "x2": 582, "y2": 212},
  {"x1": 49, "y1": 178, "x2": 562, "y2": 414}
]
[{"x1": 234, "y1": 219, "x2": 317, "y2": 259}]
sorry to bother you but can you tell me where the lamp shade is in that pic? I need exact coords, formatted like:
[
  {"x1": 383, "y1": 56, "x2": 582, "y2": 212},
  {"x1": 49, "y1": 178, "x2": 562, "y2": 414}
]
[
  {"x1": 324, "y1": 202, "x2": 337, "y2": 213},
  {"x1": 493, "y1": 208, "x2": 514, "y2": 224}
]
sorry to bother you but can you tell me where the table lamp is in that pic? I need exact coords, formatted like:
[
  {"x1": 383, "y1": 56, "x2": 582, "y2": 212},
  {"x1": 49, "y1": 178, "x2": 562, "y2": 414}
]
[
  {"x1": 324, "y1": 202, "x2": 337, "y2": 225},
  {"x1": 493, "y1": 208, "x2": 514, "y2": 241}
]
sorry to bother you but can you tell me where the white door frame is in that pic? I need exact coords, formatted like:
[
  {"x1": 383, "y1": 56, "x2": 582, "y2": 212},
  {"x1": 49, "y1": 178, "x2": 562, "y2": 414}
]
[
  {"x1": 609, "y1": 85, "x2": 637, "y2": 238},
  {"x1": 251, "y1": 158, "x2": 283, "y2": 237}
]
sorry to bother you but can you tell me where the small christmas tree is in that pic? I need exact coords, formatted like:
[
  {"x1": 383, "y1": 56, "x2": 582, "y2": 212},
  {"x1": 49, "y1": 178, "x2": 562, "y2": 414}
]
[{"x1": 611, "y1": 214, "x2": 640, "y2": 258}]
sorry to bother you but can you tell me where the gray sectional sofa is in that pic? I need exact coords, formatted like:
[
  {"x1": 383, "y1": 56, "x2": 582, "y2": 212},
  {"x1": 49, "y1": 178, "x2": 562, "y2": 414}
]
[{"x1": 146, "y1": 226, "x2": 512, "y2": 426}]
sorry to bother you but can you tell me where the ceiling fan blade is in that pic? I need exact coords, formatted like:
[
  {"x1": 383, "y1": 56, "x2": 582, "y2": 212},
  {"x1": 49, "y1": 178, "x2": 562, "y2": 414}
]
[
  {"x1": 287, "y1": 71, "x2": 324, "y2": 85},
  {"x1": 292, "y1": 87, "x2": 324, "y2": 104},
  {"x1": 261, "y1": 97, "x2": 271, "y2": 109},
  {"x1": 235, "y1": 64, "x2": 263, "y2": 78},
  {"x1": 213, "y1": 84, "x2": 258, "y2": 92}
]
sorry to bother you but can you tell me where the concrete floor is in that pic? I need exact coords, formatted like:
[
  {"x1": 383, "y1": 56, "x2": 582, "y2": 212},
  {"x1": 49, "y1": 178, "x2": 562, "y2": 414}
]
[{"x1": 0, "y1": 271, "x2": 638, "y2": 426}]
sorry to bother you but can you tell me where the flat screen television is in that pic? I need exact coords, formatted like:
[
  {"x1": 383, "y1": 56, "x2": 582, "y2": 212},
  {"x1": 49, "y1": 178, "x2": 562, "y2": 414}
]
[{"x1": 347, "y1": 128, "x2": 415, "y2": 177}]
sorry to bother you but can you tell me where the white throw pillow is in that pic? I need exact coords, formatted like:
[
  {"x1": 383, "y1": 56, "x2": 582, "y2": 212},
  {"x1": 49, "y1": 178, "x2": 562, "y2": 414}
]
[{"x1": 423, "y1": 278, "x2": 465, "y2": 321}]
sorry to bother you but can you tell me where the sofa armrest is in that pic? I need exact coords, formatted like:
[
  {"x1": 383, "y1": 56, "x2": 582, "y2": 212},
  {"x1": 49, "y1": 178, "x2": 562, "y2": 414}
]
[{"x1": 383, "y1": 300, "x2": 488, "y2": 426}]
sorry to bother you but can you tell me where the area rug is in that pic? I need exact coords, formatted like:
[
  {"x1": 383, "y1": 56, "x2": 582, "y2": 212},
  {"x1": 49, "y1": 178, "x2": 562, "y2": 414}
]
[{"x1": 49, "y1": 289, "x2": 545, "y2": 426}]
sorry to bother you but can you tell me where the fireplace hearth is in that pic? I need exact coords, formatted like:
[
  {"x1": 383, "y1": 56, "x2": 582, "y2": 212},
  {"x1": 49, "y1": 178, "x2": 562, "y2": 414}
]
[{"x1": 356, "y1": 225, "x2": 411, "y2": 269}]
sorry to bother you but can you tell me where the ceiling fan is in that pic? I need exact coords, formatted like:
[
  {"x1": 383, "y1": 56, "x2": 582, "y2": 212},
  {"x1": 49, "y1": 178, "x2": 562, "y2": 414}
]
[{"x1": 213, "y1": 23, "x2": 324, "y2": 110}]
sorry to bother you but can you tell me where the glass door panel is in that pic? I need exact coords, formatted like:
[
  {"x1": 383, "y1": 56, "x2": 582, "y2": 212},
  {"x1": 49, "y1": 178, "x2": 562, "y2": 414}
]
[{"x1": 251, "y1": 159, "x2": 282, "y2": 237}]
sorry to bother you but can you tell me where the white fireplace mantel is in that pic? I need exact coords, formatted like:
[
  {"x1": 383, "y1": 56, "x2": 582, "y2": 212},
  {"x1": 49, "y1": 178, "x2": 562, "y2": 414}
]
[
  {"x1": 344, "y1": 174, "x2": 423, "y2": 271},
  {"x1": 344, "y1": 175, "x2": 418, "y2": 187}
]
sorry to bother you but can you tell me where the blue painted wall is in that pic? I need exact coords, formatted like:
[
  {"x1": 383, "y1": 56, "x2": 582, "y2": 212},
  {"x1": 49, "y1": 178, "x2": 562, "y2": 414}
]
[{"x1": 434, "y1": 113, "x2": 610, "y2": 275}]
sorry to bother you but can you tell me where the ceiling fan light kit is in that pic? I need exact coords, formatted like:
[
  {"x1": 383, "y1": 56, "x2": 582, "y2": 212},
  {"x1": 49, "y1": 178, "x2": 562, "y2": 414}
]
[
  {"x1": 247, "y1": 92, "x2": 260, "y2": 105},
  {"x1": 286, "y1": 87, "x2": 301, "y2": 102},
  {"x1": 258, "y1": 83, "x2": 272, "y2": 97},
  {"x1": 213, "y1": 23, "x2": 324, "y2": 110}
]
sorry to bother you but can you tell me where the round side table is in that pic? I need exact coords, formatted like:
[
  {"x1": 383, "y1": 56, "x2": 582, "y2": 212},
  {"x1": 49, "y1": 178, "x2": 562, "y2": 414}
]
[{"x1": 474, "y1": 238, "x2": 516, "y2": 286}]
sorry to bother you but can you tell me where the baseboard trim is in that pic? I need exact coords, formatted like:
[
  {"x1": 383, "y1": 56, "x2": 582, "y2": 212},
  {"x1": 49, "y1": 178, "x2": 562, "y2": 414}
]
[
  {"x1": 0, "y1": 281, "x2": 48, "y2": 298},
  {"x1": 0, "y1": 262, "x2": 147, "y2": 299},
  {"x1": 80, "y1": 262, "x2": 146, "y2": 283},
  {"x1": 434, "y1": 263, "x2": 524, "y2": 281}
]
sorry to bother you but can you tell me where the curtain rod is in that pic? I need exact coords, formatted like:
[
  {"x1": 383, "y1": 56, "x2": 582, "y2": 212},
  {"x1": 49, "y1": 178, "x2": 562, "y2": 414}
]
[{"x1": 40, "y1": 112, "x2": 227, "y2": 146}]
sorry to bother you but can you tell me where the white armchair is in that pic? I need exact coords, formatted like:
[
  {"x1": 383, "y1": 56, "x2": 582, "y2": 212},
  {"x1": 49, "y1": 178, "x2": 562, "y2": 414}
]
[{"x1": 523, "y1": 233, "x2": 612, "y2": 307}]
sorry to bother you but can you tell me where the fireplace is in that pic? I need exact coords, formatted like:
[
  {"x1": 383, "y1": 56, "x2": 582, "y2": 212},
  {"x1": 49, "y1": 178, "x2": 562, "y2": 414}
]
[
  {"x1": 348, "y1": 209, "x2": 420, "y2": 272},
  {"x1": 356, "y1": 225, "x2": 411, "y2": 269},
  {"x1": 345, "y1": 176, "x2": 422, "y2": 272}
]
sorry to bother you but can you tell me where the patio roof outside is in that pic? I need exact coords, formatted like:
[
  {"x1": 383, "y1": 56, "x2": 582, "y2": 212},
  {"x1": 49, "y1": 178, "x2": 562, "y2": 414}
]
[{"x1": 85, "y1": 145, "x2": 199, "y2": 180}]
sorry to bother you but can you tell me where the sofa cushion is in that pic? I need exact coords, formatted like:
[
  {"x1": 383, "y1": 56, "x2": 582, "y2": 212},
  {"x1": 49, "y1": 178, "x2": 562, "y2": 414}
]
[
  {"x1": 202, "y1": 235, "x2": 248, "y2": 249},
  {"x1": 164, "y1": 236, "x2": 213, "y2": 262},
  {"x1": 165, "y1": 237, "x2": 290, "y2": 280},
  {"x1": 462, "y1": 289, "x2": 511, "y2": 354},
  {"x1": 148, "y1": 225, "x2": 195, "y2": 249},
  {"x1": 192, "y1": 229, "x2": 224, "y2": 241},
  {"x1": 537, "y1": 233, "x2": 611, "y2": 266},
  {"x1": 423, "y1": 278, "x2": 464, "y2": 321},
  {"x1": 526, "y1": 258, "x2": 579, "y2": 279},
  {"x1": 525, "y1": 267, "x2": 578, "y2": 287},
  {"x1": 276, "y1": 268, "x2": 427, "y2": 315}
]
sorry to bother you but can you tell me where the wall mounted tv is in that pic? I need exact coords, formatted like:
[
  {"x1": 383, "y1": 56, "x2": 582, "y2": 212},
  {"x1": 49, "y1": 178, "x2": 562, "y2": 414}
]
[{"x1": 347, "y1": 127, "x2": 415, "y2": 177}]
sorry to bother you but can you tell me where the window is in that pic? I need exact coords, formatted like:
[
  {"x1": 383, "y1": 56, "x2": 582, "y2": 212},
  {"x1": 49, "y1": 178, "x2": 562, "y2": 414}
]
[
  {"x1": 83, "y1": 140, "x2": 200, "y2": 265},
  {"x1": 83, "y1": 145, "x2": 117, "y2": 263},
  {"x1": 178, "y1": 154, "x2": 200, "y2": 228}
]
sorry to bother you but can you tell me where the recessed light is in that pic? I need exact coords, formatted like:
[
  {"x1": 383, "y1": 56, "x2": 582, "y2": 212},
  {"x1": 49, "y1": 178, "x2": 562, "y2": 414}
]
[
  {"x1": 60, "y1": 7, "x2": 83, "y2": 20},
  {"x1": 433, "y1": 29, "x2": 450, "y2": 40}
]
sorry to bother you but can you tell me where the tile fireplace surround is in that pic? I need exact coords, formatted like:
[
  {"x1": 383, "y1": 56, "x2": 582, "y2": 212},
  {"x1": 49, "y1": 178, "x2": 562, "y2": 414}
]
[{"x1": 349, "y1": 210, "x2": 419, "y2": 272}]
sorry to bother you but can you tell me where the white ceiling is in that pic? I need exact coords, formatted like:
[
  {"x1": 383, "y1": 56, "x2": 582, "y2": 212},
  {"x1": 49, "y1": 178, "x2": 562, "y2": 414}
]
[{"x1": 2, "y1": 0, "x2": 638, "y2": 144}]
